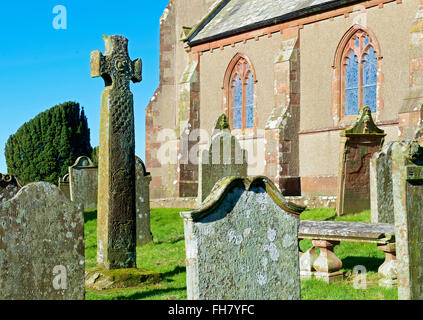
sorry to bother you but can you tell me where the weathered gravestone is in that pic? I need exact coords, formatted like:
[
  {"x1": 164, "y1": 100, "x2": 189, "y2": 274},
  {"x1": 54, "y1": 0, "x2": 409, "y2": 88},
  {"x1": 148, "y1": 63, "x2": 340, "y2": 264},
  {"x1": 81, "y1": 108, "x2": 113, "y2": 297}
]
[
  {"x1": 181, "y1": 176, "x2": 305, "y2": 300},
  {"x1": 369, "y1": 142, "x2": 407, "y2": 224},
  {"x1": 69, "y1": 156, "x2": 98, "y2": 211},
  {"x1": 337, "y1": 106, "x2": 385, "y2": 215},
  {"x1": 370, "y1": 125, "x2": 423, "y2": 223},
  {"x1": 58, "y1": 173, "x2": 70, "y2": 199},
  {"x1": 197, "y1": 114, "x2": 248, "y2": 204},
  {"x1": 91, "y1": 35, "x2": 142, "y2": 269},
  {"x1": 0, "y1": 182, "x2": 85, "y2": 300},
  {"x1": 135, "y1": 156, "x2": 153, "y2": 246},
  {"x1": 0, "y1": 173, "x2": 21, "y2": 203},
  {"x1": 392, "y1": 141, "x2": 423, "y2": 300}
]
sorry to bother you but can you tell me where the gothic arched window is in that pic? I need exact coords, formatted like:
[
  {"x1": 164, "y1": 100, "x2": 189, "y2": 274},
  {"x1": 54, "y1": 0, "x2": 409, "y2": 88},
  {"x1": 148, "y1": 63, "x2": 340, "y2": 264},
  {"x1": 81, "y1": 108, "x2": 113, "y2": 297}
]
[
  {"x1": 341, "y1": 30, "x2": 379, "y2": 116},
  {"x1": 225, "y1": 55, "x2": 256, "y2": 130}
]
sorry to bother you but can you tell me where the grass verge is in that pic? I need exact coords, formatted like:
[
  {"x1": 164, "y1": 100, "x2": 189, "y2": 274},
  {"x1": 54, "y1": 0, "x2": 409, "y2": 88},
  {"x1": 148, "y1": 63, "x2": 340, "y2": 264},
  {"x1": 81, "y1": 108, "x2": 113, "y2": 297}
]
[{"x1": 84, "y1": 207, "x2": 397, "y2": 300}]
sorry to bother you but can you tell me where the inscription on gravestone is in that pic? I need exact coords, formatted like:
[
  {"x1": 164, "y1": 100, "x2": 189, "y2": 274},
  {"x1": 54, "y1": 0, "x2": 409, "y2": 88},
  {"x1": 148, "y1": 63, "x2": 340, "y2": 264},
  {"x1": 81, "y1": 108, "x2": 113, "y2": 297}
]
[
  {"x1": 0, "y1": 182, "x2": 85, "y2": 300},
  {"x1": 182, "y1": 176, "x2": 305, "y2": 300},
  {"x1": 91, "y1": 35, "x2": 142, "y2": 269}
]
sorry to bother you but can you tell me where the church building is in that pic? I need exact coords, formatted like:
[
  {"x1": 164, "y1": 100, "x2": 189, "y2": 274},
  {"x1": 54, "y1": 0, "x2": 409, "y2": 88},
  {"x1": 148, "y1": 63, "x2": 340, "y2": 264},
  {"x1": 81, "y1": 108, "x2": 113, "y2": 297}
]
[{"x1": 146, "y1": 0, "x2": 423, "y2": 206}]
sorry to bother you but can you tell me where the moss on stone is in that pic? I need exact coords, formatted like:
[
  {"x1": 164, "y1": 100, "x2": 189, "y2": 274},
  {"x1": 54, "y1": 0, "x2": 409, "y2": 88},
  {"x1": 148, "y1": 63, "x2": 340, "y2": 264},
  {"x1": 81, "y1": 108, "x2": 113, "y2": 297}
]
[{"x1": 85, "y1": 267, "x2": 162, "y2": 290}]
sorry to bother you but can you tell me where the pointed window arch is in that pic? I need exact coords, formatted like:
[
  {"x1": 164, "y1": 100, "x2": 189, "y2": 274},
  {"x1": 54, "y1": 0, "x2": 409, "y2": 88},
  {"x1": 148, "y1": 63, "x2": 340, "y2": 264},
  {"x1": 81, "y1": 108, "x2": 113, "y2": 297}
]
[
  {"x1": 333, "y1": 26, "x2": 382, "y2": 121},
  {"x1": 223, "y1": 54, "x2": 257, "y2": 130}
]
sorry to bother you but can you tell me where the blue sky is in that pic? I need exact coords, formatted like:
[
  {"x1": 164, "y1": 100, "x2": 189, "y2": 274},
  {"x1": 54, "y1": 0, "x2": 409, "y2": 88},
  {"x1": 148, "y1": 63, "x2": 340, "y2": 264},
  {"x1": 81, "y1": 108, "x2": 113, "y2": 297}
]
[{"x1": 0, "y1": 0, "x2": 169, "y2": 173}]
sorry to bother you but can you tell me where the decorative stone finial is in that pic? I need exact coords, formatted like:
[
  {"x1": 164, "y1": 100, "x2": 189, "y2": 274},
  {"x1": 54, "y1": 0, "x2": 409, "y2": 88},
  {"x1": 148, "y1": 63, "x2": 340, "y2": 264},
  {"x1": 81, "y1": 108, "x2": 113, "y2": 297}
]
[{"x1": 342, "y1": 106, "x2": 385, "y2": 136}]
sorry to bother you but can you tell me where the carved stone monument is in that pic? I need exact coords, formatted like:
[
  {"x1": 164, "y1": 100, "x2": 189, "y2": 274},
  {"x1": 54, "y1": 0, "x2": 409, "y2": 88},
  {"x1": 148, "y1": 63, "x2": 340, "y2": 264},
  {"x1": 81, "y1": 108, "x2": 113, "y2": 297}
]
[
  {"x1": 337, "y1": 106, "x2": 385, "y2": 215},
  {"x1": 0, "y1": 182, "x2": 85, "y2": 300},
  {"x1": 392, "y1": 141, "x2": 423, "y2": 300},
  {"x1": 197, "y1": 114, "x2": 248, "y2": 204},
  {"x1": 135, "y1": 156, "x2": 153, "y2": 247},
  {"x1": 0, "y1": 173, "x2": 21, "y2": 203},
  {"x1": 69, "y1": 156, "x2": 98, "y2": 211},
  {"x1": 181, "y1": 176, "x2": 305, "y2": 300},
  {"x1": 91, "y1": 35, "x2": 142, "y2": 269}
]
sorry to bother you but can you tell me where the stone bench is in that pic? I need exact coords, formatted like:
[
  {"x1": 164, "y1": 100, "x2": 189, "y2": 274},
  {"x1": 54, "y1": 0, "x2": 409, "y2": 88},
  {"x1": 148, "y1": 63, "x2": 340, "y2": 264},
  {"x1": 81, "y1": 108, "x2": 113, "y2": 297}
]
[{"x1": 298, "y1": 220, "x2": 396, "y2": 287}]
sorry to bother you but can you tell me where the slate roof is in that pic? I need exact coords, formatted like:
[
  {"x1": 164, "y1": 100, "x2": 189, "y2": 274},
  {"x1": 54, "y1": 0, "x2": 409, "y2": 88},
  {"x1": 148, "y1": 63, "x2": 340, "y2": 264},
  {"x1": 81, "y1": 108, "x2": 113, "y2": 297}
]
[{"x1": 187, "y1": 0, "x2": 360, "y2": 45}]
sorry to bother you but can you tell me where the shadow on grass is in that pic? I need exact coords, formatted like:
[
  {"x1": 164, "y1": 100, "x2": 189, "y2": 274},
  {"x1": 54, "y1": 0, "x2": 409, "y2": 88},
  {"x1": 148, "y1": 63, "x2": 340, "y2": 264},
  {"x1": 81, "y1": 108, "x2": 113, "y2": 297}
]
[
  {"x1": 162, "y1": 265, "x2": 186, "y2": 279},
  {"x1": 154, "y1": 235, "x2": 185, "y2": 245},
  {"x1": 323, "y1": 215, "x2": 337, "y2": 221},
  {"x1": 85, "y1": 210, "x2": 97, "y2": 223},
  {"x1": 342, "y1": 256, "x2": 384, "y2": 273},
  {"x1": 114, "y1": 287, "x2": 186, "y2": 300}
]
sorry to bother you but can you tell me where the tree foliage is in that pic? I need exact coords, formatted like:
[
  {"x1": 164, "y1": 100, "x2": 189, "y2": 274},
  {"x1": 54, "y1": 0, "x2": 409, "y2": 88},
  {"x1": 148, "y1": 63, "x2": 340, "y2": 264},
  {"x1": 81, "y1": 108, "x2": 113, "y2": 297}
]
[
  {"x1": 91, "y1": 146, "x2": 99, "y2": 167},
  {"x1": 5, "y1": 102, "x2": 92, "y2": 185}
]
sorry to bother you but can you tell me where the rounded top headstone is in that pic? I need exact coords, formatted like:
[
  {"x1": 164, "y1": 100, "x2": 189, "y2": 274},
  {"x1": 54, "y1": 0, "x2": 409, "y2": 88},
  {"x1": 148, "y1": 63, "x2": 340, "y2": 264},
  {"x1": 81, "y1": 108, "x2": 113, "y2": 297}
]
[{"x1": 71, "y1": 156, "x2": 95, "y2": 169}]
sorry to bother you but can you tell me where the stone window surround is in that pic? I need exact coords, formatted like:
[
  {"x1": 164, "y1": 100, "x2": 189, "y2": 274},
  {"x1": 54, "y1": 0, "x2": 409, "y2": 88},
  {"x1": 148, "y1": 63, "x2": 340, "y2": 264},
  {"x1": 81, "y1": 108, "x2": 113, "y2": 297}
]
[
  {"x1": 222, "y1": 53, "x2": 258, "y2": 135},
  {"x1": 332, "y1": 24, "x2": 384, "y2": 127}
]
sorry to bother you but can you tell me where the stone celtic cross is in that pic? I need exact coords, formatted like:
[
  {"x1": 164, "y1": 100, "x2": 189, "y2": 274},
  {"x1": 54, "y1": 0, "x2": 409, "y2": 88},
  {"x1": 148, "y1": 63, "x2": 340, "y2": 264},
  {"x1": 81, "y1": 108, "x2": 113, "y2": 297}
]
[{"x1": 91, "y1": 35, "x2": 142, "y2": 269}]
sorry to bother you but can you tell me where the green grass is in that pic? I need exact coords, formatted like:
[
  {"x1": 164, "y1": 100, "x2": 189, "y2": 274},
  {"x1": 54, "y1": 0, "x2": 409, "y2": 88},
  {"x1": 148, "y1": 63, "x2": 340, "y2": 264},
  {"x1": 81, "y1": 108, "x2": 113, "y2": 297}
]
[{"x1": 84, "y1": 207, "x2": 397, "y2": 300}]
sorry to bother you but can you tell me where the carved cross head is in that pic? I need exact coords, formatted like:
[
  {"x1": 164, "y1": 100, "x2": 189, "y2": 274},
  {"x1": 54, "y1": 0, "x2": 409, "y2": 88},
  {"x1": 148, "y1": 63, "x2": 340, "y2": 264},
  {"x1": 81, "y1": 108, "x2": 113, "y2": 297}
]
[{"x1": 91, "y1": 35, "x2": 142, "y2": 89}]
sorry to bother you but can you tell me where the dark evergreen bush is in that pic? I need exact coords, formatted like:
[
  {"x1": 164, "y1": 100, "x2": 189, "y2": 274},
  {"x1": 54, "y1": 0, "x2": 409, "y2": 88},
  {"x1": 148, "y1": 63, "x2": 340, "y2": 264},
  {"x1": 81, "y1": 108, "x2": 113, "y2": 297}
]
[{"x1": 5, "y1": 101, "x2": 92, "y2": 185}]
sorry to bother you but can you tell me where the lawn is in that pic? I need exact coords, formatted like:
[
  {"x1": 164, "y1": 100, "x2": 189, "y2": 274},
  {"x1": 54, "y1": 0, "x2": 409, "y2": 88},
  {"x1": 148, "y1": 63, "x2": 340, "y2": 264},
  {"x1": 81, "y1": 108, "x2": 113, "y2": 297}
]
[{"x1": 85, "y1": 207, "x2": 397, "y2": 300}]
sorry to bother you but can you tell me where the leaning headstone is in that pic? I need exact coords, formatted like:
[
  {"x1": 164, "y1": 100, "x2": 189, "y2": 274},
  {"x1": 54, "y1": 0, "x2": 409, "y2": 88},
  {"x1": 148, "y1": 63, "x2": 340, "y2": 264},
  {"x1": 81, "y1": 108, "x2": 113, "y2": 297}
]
[
  {"x1": 0, "y1": 182, "x2": 85, "y2": 300},
  {"x1": 197, "y1": 114, "x2": 248, "y2": 204},
  {"x1": 181, "y1": 176, "x2": 305, "y2": 300},
  {"x1": 91, "y1": 35, "x2": 142, "y2": 269},
  {"x1": 392, "y1": 141, "x2": 423, "y2": 300},
  {"x1": 337, "y1": 106, "x2": 386, "y2": 215},
  {"x1": 135, "y1": 156, "x2": 153, "y2": 247},
  {"x1": 69, "y1": 156, "x2": 98, "y2": 211},
  {"x1": 58, "y1": 173, "x2": 70, "y2": 199},
  {"x1": 0, "y1": 173, "x2": 21, "y2": 203}
]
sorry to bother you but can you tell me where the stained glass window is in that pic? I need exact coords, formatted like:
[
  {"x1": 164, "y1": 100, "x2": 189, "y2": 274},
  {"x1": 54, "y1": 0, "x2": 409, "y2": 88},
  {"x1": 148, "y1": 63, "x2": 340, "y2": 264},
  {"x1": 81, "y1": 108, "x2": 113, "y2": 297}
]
[
  {"x1": 363, "y1": 46, "x2": 377, "y2": 113},
  {"x1": 229, "y1": 57, "x2": 255, "y2": 130},
  {"x1": 342, "y1": 31, "x2": 379, "y2": 116},
  {"x1": 233, "y1": 76, "x2": 243, "y2": 129},
  {"x1": 246, "y1": 73, "x2": 254, "y2": 128},
  {"x1": 345, "y1": 50, "x2": 359, "y2": 116}
]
